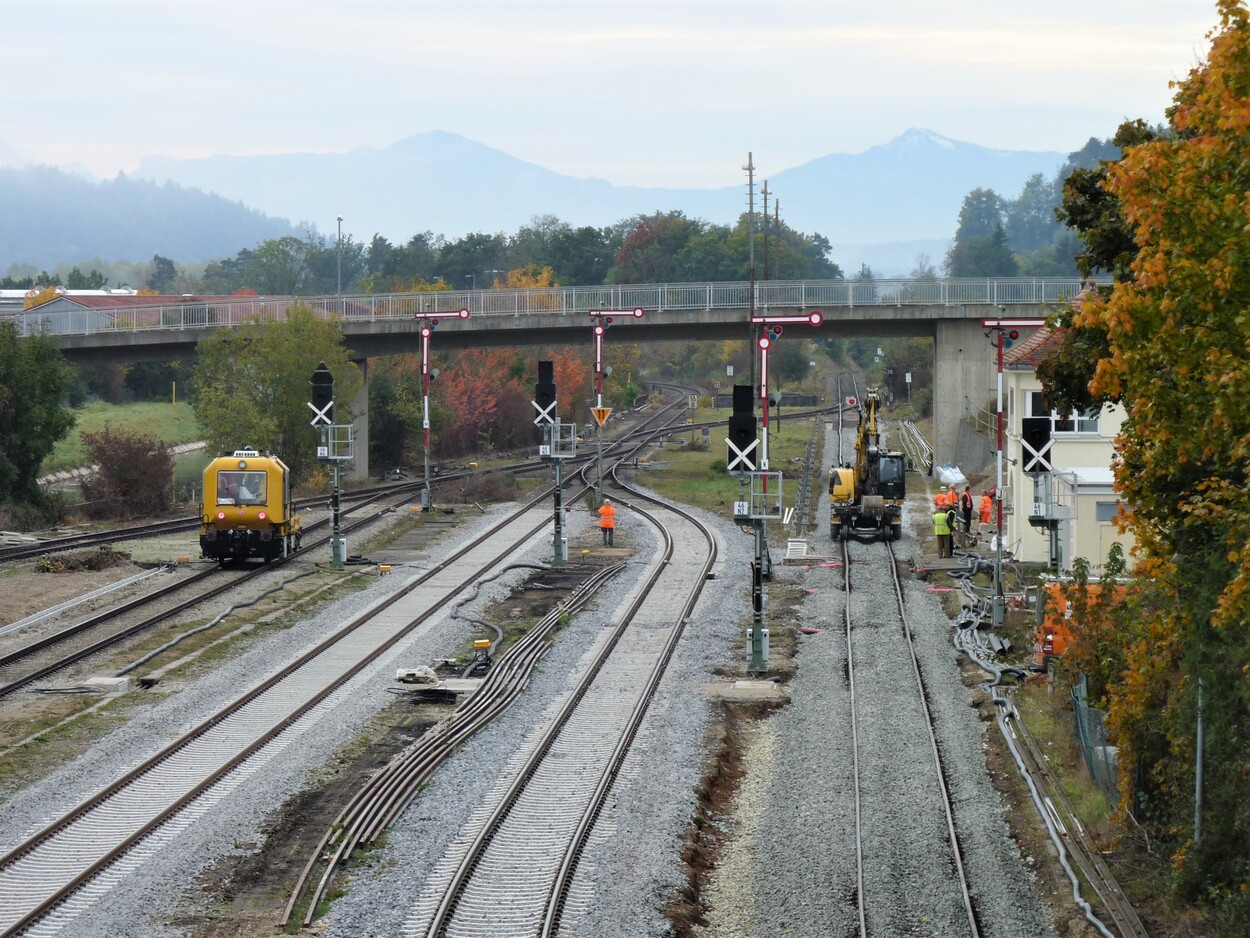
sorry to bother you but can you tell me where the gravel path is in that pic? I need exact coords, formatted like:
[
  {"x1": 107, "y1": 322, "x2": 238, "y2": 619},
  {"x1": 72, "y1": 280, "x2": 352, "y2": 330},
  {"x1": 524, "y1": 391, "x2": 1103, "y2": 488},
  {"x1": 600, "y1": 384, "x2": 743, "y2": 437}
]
[{"x1": 690, "y1": 420, "x2": 1056, "y2": 938}]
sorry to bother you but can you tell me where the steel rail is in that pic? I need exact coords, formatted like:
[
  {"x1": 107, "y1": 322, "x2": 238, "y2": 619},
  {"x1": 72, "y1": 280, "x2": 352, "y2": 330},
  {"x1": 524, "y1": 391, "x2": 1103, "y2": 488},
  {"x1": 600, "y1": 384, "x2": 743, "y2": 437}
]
[
  {"x1": 420, "y1": 428, "x2": 716, "y2": 937},
  {"x1": 839, "y1": 534, "x2": 870, "y2": 936},
  {"x1": 282, "y1": 562, "x2": 624, "y2": 927},
  {"x1": 882, "y1": 540, "x2": 980, "y2": 936},
  {"x1": 0, "y1": 501, "x2": 400, "y2": 699},
  {"x1": 0, "y1": 486, "x2": 563, "y2": 938},
  {"x1": 0, "y1": 385, "x2": 695, "y2": 936},
  {"x1": 1005, "y1": 699, "x2": 1149, "y2": 938},
  {"x1": 837, "y1": 405, "x2": 979, "y2": 936},
  {"x1": 541, "y1": 463, "x2": 719, "y2": 936}
]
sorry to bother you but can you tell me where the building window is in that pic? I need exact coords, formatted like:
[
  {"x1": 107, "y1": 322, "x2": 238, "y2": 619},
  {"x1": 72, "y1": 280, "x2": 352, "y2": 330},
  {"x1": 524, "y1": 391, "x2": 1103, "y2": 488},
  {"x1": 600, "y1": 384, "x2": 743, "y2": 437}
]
[
  {"x1": 1028, "y1": 391, "x2": 1100, "y2": 434},
  {"x1": 1095, "y1": 501, "x2": 1120, "y2": 523}
]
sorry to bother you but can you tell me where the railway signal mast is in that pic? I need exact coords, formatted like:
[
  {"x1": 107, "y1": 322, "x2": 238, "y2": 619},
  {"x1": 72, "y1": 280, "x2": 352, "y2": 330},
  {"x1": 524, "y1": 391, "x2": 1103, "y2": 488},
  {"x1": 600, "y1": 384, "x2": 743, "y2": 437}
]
[
  {"x1": 309, "y1": 362, "x2": 349, "y2": 570},
  {"x1": 730, "y1": 310, "x2": 825, "y2": 674},
  {"x1": 533, "y1": 359, "x2": 574, "y2": 566},
  {"x1": 984, "y1": 312, "x2": 1044, "y2": 627},
  {"x1": 588, "y1": 308, "x2": 644, "y2": 503},
  {"x1": 416, "y1": 308, "x2": 470, "y2": 511}
]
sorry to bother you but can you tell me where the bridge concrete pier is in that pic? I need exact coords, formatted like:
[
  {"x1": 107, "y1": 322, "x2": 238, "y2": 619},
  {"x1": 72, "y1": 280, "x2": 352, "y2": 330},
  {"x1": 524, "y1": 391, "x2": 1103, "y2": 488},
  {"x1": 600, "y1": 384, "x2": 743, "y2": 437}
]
[
  {"x1": 348, "y1": 358, "x2": 369, "y2": 483},
  {"x1": 932, "y1": 319, "x2": 997, "y2": 475}
]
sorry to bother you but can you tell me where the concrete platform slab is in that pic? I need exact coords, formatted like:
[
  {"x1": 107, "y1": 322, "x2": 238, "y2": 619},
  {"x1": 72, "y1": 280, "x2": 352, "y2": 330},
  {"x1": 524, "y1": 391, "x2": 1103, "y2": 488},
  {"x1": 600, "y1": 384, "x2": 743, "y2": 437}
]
[{"x1": 703, "y1": 679, "x2": 790, "y2": 705}]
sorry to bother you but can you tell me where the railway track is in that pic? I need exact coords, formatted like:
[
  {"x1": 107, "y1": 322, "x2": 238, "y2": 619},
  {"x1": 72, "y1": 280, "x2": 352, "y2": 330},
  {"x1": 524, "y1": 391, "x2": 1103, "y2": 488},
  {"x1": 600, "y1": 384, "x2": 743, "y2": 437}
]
[
  {"x1": 0, "y1": 386, "x2": 700, "y2": 936},
  {"x1": 0, "y1": 498, "x2": 411, "y2": 701},
  {"x1": 0, "y1": 488, "x2": 567, "y2": 936},
  {"x1": 839, "y1": 533, "x2": 980, "y2": 936},
  {"x1": 403, "y1": 462, "x2": 718, "y2": 938},
  {"x1": 0, "y1": 393, "x2": 708, "y2": 701}
]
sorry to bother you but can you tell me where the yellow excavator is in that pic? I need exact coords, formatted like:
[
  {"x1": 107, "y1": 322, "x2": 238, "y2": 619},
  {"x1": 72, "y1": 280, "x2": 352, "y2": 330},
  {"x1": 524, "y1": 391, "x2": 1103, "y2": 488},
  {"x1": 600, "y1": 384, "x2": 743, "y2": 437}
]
[{"x1": 829, "y1": 387, "x2": 906, "y2": 541}]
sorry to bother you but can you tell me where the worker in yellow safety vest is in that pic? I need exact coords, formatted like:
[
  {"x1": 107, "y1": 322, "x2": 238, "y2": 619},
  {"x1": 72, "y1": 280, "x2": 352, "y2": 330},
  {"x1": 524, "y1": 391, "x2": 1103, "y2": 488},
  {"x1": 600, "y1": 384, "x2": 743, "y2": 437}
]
[{"x1": 932, "y1": 505, "x2": 953, "y2": 558}]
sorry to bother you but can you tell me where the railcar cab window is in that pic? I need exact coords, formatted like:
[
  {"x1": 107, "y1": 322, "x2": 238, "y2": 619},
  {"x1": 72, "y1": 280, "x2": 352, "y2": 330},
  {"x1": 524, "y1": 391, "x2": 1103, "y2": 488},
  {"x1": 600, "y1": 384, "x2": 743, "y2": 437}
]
[
  {"x1": 216, "y1": 471, "x2": 267, "y2": 506},
  {"x1": 879, "y1": 456, "x2": 904, "y2": 487}
]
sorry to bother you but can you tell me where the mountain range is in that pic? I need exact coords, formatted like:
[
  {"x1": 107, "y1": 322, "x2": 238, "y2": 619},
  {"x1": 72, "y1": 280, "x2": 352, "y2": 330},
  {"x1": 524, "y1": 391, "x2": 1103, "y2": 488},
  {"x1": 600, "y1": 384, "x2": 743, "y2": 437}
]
[{"x1": 2, "y1": 129, "x2": 1065, "y2": 277}]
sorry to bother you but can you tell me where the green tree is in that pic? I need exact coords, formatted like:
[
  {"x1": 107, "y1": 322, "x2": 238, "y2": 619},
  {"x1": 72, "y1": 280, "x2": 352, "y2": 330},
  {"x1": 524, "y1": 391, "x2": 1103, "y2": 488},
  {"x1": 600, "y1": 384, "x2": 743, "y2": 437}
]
[
  {"x1": 1037, "y1": 120, "x2": 1166, "y2": 418},
  {"x1": 1004, "y1": 173, "x2": 1062, "y2": 255},
  {"x1": 146, "y1": 254, "x2": 177, "y2": 293},
  {"x1": 201, "y1": 249, "x2": 253, "y2": 294},
  {"x1": 608, "y1": 211, "x2": 707, "y2": 283},
  {"x1": 944, "y1": 188, "x2": 1019, "y2": 276},
  {"x1": 435, "y1": 232, "x2": 509, "y2": 291},
  {"x1": 65, "y1": 266, "x2": 108, "y2": 289},
  {"x1": 0, "y1": 322, "x2": 75, "y2": 502},
  {"x1": 192, "y1": 304, "x2": 362, "y2": 482},
  {"x1": 945, "y1": 224, "x2": 1018, "y2": 277},
  {"x1": 549, "y1": 224, "x2": 619, "y2": 285},
  {"x1": 245, "y1": 236, "x2": 312, "y2": 295}
]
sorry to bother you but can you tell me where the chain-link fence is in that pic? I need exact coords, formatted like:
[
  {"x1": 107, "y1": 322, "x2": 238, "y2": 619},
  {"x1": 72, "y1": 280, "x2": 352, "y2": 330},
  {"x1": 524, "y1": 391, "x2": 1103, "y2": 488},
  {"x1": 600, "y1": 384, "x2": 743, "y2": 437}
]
[{"x1": 1071, "y1": 673, "x2": 1118, "y2": 800}]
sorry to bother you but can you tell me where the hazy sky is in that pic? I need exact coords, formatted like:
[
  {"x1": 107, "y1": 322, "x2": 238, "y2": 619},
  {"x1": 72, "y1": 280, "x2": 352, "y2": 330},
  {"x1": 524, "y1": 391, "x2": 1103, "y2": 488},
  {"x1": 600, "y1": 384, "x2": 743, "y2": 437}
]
[{"x1": 4, "y1": 0, "x2": 1221, "y2": 190}]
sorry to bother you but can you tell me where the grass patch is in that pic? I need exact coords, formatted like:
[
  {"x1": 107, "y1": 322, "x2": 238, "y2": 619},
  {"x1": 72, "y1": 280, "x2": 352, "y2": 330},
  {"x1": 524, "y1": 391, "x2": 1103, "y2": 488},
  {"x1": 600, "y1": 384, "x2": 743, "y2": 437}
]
[
  {"x1": 1015, "y1": 680, "x2": 1114, "y2": 836},
  {"x1": 44, "y1": 401, "x2": 201, "y2": 473},
  {"x1": 639, "y1": 405, "x2": 822, "y2": 523}
]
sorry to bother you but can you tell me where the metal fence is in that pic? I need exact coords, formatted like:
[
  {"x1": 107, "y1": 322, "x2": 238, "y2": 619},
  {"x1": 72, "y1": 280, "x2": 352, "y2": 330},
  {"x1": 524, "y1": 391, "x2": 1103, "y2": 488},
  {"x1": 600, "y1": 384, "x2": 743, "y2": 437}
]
[
  {"x1": 15, "y1": 276, "x2": 1105, "y2": 338},
  {"x1": 1071, "y1": 673, "x2": 1119, "y2": 801}
]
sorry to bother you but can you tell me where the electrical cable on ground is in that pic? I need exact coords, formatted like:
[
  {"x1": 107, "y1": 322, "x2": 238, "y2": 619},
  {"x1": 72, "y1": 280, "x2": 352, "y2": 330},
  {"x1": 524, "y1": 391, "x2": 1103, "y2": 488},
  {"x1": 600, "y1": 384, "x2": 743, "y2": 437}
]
[{"x1": 114, "y1": 568, "x2": 319, "y2": 677}]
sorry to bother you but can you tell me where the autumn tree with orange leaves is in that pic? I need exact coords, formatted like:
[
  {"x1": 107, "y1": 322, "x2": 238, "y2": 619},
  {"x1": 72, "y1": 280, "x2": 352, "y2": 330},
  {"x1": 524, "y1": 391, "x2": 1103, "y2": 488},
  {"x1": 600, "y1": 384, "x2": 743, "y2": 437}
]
[
  {"x1": 1065, "y1": 0, "x2": 1250, "y2": 911},
  {"x1": 370, "y1": 347, "x2": 591, "y2": 464}
]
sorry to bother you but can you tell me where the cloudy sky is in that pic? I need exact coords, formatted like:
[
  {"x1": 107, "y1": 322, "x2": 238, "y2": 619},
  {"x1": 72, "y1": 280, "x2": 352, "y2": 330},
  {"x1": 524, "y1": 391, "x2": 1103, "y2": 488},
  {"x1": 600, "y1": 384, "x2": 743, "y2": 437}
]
[{"x1": 4, "y1": 0, "x2": 1221, "y2": 190}]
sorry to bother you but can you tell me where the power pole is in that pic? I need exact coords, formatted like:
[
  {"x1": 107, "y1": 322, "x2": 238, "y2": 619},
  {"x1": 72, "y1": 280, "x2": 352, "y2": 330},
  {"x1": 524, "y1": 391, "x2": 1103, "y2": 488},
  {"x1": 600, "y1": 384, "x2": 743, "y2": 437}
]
[{"x1": 761, "y1": 180, "x2": 770, "y2": 282}]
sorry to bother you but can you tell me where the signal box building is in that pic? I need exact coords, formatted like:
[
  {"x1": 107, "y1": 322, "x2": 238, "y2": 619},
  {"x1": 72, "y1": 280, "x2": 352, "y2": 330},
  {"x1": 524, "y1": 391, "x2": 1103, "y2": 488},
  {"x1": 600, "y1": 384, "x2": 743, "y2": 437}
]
[{"x1": 999, "y1": 326, "x2": 1134, "y2": 574}]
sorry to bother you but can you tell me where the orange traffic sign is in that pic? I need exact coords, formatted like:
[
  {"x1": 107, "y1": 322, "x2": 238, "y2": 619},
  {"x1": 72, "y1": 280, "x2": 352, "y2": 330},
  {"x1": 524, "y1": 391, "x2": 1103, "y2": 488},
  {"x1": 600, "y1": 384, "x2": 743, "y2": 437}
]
[{"x1": 592, "y1": 406, "x2": 612, "y2": 427}]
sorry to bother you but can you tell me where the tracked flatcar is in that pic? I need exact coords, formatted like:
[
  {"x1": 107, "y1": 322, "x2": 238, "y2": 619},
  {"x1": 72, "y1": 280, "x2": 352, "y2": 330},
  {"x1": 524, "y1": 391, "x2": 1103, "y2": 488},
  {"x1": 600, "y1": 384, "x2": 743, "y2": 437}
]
[{"x1": 199, "y1": 449, "x2": 302, "y2": 564}]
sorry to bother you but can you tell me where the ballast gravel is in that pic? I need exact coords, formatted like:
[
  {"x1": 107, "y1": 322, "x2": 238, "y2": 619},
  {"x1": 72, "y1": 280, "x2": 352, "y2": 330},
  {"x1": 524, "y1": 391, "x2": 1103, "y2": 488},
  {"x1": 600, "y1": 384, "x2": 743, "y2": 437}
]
[{"x1": 2, "y1": 439, "x2": 1065, "y2": 937}]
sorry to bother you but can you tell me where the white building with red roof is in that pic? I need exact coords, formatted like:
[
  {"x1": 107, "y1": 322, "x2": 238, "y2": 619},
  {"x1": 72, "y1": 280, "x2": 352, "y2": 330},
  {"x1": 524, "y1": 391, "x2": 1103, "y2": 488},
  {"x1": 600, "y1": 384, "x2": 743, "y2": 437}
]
[{"x1": 999, "y1": 324, "x2": 1134, "y2": 572}]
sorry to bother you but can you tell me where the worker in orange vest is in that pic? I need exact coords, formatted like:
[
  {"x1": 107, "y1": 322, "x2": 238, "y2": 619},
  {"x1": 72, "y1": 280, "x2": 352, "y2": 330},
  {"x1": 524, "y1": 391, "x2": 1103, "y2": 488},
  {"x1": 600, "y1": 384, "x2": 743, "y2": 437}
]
[
  {"x1": 933, "y1": 484, "x2": 950, "y2": 509},
  {"x1": 598, "y1": 498, "x2": 617, "y2": 546},
  {"x1": 979, "y1": 490, "x2": 994, "y2": 533}
]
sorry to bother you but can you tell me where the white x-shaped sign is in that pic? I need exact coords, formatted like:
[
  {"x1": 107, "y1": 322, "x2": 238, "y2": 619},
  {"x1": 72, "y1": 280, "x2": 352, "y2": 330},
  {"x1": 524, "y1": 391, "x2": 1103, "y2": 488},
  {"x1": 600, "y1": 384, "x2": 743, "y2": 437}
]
[
  {"x1": 532, "y1": 400, "x2": 556, "y2": 426},
  {"x1": 1022, "y1": 436, "x2": 1053, "y2": 472},
  {"x1": 308, "y1": 400, "x2": 333, "y2": 428},
  {"x1": 725, "y1": 437, "x2": 758, "y2": 471}
]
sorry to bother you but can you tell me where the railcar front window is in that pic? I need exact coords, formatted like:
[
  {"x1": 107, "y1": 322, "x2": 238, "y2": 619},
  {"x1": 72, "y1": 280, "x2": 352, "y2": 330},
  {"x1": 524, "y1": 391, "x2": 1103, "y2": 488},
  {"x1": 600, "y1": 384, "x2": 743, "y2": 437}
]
[{"x1": 216, "y1": 471, "x2": 267, "y2": 506}]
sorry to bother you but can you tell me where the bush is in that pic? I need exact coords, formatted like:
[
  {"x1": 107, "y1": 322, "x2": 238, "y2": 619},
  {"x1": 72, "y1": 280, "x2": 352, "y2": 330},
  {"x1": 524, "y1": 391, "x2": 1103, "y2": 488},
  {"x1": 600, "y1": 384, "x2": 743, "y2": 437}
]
[
  {"x1": 35, "y1": 546, "x2": 128, "y2": 573},
  {"x1": 295, "y1": 466, "x2": 330, "y2": 499},
  {"x1": 436, "y1": 472, "x2": 518, "y2": 504},
  {"x1": 79, "y1": 426, "x2": 175, "y2": 520},
  {"x1": 0, "y1": 492, "x2": 69, "y2": 532}
]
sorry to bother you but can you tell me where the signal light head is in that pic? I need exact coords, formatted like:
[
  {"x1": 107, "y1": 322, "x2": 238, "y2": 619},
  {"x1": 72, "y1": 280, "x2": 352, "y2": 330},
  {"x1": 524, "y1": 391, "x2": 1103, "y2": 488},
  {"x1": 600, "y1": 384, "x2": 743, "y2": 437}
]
[
  {"x1": 431, "y1": 318, "x2": 439, "y2": 327},
  {"x1": 1009, "y1": 329, "x2": 1019, "y2": 340},
  {"x1": 772, "y1": 325, "x2": 783, "y2": 336},
  {"x1": 605, "y1": 316, "x2": 613, "y2": 324}
]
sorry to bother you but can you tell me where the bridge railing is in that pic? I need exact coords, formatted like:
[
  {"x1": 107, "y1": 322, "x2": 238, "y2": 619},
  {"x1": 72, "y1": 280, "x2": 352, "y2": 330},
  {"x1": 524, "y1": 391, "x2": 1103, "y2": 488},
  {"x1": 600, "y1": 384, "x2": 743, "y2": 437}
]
[{"x1": 16, "y1": 277, "x2": 1103, "y2": 337}]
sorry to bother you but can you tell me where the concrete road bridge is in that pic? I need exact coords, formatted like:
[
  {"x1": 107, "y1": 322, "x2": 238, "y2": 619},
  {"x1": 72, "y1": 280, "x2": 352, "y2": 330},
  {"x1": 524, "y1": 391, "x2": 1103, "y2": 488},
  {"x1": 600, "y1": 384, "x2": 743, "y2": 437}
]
[{"x1": 20, "y1": 276, "x2": 1097, "y2": 479}]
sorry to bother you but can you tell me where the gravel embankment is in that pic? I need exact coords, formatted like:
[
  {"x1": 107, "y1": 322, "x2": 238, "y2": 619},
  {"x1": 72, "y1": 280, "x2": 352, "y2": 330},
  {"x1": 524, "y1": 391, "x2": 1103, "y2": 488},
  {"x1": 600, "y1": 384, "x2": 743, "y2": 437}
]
[
  {"x1": 324, "y1": 487, "x2": 749, "y2": 938},
  {"x1": 3, "y1": 426, "x2": 1064, "y2": 937},
  {"x1": 688, "y1": 421, "x2": 1057, "y2": 938},
  {"x1": 0, "y1": 504, "x2": 568, "y2": 937}
]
